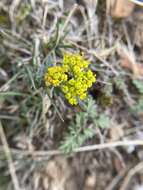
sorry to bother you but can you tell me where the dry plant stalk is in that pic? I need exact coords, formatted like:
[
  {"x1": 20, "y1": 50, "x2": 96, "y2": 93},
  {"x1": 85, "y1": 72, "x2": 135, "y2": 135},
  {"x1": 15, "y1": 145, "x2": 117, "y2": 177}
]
[
  {"x1": 120, "y1": 161, "x2": 143, "y2": 190},
  {"x1": 0, "y1": 122, "x2": 21, "y2": 190},
  {"x1": 8, "y1": 140, "x2": 143, "y2": 157}
]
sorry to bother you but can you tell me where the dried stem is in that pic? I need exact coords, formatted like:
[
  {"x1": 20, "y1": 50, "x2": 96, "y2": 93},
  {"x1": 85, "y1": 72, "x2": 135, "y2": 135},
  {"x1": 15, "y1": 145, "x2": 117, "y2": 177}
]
[
  {"x1": 2, "y1": 140, "x2": 143, "y2": 157},
  {"x1": 0, "y1": 121, "x2": 21, "y2": 190}
]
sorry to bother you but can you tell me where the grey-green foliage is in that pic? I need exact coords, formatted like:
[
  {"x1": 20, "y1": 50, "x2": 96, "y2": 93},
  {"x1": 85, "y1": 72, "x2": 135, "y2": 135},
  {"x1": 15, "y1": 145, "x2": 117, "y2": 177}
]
[
  {"x1": 132, "y1": 80, "x2": 143, "y2": 114},
  {"x1": 82, "y1": 96, "x2": 97, "y2": 119},
  {"x1": 132, "y1": 98, "x2": 143, "y2": 114},
  {"x1": 97, "y1": 114, "x2": 111, "y2": 129},
  {"x1": 132, "y1": 79, "x2": 143, "y2": 94},
  {"x1": 60, "y1": 96, "x2": 111, "y2": 153},
  {"x1": 114, "y1": 76, "x2": 128, "y2": 96},
  {"x1": 114, "y1": 77, "x2": 127, "y2": 91},
  {"x1": 83, "y1": 97, "x2": 111, "y2": 129},
  {"x1": 60, "y1": 97, "x2": 96, "y2": 153},
  {"x1": 60, "y1": 112, "x2": 94, "y2": 154}
]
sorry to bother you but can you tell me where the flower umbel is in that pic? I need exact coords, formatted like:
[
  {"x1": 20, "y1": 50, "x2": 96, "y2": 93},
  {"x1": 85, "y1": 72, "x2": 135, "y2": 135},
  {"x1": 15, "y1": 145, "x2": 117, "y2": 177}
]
[
  {"x1": 44, "y1": 66, "x2": 68, "y2": 87},
  {"x1": 44, "y1": 53, "x2": 96, "y2": 105}
]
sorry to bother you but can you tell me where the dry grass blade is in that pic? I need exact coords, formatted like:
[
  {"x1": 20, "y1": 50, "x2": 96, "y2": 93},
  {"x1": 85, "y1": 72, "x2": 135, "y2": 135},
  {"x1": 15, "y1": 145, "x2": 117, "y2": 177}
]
[
  {"x1": 120, "y1": 162, "x2": 143, "y2": 190},
  {"x1": 0, "y1": 121, "x2": 21, "y2": 190}
]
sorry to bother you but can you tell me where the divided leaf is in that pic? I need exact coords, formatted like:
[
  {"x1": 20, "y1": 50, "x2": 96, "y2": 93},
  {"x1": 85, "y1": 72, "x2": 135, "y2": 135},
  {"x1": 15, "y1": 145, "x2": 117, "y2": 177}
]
[
  {"x1": 132, "y1": 79, "x2": 143, "y2": 94},
  {"x1": 97, "y1": 114, "x2": 111, "y2": 129}
]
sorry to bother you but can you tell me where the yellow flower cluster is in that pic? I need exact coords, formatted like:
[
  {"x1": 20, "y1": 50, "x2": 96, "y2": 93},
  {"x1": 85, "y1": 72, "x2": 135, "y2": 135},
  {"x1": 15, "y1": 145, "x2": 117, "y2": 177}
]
[
  {"x1": 44, "y1": 53, "x2": 96, "y2": 105},
  {"x1": 44, "y1": 66, "x2": 68, "y2": 87}
]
